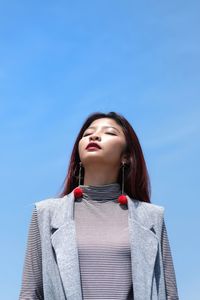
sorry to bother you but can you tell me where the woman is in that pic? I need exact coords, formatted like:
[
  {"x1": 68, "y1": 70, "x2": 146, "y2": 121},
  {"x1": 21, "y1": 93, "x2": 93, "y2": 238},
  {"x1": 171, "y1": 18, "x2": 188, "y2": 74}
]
[{"x1": 19, "y1": 111, "x2": 179, "y2": 300}]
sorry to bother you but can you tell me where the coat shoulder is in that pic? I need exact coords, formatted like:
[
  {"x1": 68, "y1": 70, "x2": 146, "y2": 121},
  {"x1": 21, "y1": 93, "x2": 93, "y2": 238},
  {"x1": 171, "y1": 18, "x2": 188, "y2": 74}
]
[
  {"x1": 142, "y1": 202, "x2": 165, "y2": 224},
  {"x1": 140, "y1": 201, "x2": 165, "y2": 214},
  {"x1": 34, "y1": 195, "x2": 67, "y2": 213},
  {"x1": 129, "y1": 197, "x2": 165, "y2": 228}
]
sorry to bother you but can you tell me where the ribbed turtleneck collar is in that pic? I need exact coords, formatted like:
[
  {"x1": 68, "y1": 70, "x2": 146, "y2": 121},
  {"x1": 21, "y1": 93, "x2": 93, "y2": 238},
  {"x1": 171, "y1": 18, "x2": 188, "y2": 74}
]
[{"x1": 79, "y1": 182, "x2": 121, "y2": 202}]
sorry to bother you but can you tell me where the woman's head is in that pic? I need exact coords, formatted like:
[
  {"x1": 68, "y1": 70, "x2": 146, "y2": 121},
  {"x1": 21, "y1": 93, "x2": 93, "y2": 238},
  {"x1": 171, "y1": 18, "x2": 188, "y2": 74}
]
[
  {"x1": 59, "y1": 111, "x2": 151, "y2": 202},
  {"x1": 78, "y1": 117, "x2": 128, "y2": 178}
]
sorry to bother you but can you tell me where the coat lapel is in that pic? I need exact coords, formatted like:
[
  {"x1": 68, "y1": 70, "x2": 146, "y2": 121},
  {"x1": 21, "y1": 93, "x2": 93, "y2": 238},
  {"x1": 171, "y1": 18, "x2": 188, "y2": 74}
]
[
  {"x1": 127, "y1": 195, "x2": 159, "y2": 300},
  {"x1": 50, "y1": 191, "x2": 83, "y2": 300},
  {"x1": 50, "y1": 192, "x2": 159, "y2": 300}
]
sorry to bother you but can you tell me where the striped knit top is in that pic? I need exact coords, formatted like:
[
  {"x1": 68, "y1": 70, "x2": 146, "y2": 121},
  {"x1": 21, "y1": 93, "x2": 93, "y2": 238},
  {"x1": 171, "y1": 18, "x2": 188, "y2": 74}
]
[{"x1": 19, "y1": 183, "x2": 179, "y2": 299}]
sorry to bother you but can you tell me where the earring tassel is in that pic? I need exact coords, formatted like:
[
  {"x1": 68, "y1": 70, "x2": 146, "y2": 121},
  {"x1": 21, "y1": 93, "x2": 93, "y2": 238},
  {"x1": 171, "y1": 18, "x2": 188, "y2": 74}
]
[
  {"x1": 117, "y1": 161, "x2": 128, "y2": 205},
  {"x1": 74, "y1": 161, "x2": 83, "y2": 199}
]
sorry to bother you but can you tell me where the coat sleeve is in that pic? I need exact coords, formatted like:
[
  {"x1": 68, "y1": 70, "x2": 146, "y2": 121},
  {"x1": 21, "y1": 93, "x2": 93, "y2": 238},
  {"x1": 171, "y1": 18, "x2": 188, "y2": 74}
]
[
  {"x1": 161, "y1": 219, "x2": 179, "y2": 300},
  {"x1": 19, "y1": 207, "x2": 44, "y2": 300}
]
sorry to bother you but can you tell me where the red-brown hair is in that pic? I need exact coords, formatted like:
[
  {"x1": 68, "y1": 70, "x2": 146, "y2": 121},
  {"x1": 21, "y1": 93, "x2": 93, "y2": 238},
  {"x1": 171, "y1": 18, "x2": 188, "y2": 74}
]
[{"x1": 58, "y1": 111, "x2": 151, "y2": 202}]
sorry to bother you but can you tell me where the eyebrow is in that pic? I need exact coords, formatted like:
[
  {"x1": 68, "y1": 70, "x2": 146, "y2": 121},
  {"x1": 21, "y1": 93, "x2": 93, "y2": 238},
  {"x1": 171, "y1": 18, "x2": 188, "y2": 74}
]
[{"x1": 85, "y1": 126, "x2": 121, "y2": 133}]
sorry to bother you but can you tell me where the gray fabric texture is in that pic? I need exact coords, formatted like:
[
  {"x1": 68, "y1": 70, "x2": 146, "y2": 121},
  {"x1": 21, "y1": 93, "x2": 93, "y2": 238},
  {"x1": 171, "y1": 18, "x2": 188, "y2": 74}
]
[{"x1": 19, "y1": 183, "x2": 179, "y2": 300}]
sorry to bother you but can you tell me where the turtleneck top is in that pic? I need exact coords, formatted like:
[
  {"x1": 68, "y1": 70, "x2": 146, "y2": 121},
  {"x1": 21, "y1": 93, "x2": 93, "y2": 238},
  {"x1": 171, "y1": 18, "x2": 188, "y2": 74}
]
[
  {"x1": 75, "y1": 183, "x2": 133, "y2": 299},
  {"x1": 19, "y1": 183, "x2": 179, "y2": 300}
]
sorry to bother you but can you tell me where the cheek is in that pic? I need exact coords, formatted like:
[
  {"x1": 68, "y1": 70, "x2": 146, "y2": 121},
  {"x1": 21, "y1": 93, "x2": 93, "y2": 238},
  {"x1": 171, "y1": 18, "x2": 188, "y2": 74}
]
[
  {"x1": 107, "y1": 140, "x2": 125, "y2": 154},
  {"x1": 78, "y1": 140, "x2": 86, "y2": 153},
  {"x1": 118, "y1": 141, "x2": 127, "y2": 157}
]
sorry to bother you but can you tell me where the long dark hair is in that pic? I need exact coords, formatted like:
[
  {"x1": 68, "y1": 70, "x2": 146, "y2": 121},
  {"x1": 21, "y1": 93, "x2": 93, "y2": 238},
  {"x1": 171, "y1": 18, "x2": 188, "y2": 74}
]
[{"x1": 58, "y1": 111, "x2": 151, "y2": 202}]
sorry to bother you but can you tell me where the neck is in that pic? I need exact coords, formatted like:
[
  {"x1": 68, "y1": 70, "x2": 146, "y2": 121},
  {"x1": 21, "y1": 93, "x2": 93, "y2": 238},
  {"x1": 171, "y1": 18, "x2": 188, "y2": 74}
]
[{"x1": 83, "y1": 165, "x2": 120, "y2": 186}]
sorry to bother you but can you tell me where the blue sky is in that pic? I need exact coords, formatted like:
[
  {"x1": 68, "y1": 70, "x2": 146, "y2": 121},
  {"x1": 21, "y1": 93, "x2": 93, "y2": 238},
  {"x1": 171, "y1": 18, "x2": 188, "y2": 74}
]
[{"x1": 1, "y1": 1, "x2": 200, "y2": 299}]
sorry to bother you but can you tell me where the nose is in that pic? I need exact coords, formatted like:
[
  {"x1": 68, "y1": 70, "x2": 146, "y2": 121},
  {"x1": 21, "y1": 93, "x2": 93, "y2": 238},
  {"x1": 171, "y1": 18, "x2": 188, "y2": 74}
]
[{"x1": 89, "y1": 134, "x2": 101, "y2": 141}]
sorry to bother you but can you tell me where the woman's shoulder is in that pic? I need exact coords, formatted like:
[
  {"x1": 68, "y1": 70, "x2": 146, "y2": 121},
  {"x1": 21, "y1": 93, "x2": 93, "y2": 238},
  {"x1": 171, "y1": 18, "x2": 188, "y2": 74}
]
[
  {"x1": 129, "y1": 197, "x2": 165, "y2": 218},
  {"x1": 140, "y1": 200, "x2": 165, "y2": 212},
  {"x1": 129, "y1": 198, "x2": 165, "y2": 231},
  {"x1": 33, "y1": 194, "x2": 67, "y2": 212}
]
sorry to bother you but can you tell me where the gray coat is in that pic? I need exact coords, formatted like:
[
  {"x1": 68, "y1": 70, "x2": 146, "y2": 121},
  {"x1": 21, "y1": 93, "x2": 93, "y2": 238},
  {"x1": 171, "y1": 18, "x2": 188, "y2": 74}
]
[{"x1": 35, "y1": 190, "x2": 167, "y2": 300}]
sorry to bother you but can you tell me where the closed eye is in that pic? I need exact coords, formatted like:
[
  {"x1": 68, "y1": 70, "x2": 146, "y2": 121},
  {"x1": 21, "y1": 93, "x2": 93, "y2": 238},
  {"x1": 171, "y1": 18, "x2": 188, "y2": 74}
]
[
  {"x1": 83, "y1": 132, "x2": 117, "y2": 137},
  {"x1": 106, "y1": 132, "x2": 117, "y2": 135}
]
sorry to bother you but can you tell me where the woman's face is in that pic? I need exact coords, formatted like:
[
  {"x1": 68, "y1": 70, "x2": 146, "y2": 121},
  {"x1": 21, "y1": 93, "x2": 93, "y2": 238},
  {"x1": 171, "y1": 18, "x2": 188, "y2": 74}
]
[{"x1": 78, "y1": 118, "x2": 127, "y2": 169}]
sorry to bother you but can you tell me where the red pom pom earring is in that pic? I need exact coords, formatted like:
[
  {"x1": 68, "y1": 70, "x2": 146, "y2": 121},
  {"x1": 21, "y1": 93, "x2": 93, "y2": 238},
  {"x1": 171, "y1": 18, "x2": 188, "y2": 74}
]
[{"x1": 117, "y1": 161, "x2": 128, "y2": 205}]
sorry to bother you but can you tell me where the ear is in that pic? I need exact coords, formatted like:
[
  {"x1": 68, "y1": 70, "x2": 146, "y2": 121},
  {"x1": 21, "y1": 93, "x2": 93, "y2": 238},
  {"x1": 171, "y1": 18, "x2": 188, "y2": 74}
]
[{"x1": 121, "y1": 153, "x2": 129, "y2": 165}]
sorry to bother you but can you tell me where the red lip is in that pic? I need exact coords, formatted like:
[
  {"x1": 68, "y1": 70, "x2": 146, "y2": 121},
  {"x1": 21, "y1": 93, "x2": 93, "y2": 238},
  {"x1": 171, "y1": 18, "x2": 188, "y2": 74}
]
[{"x1": 86, "y1": 142, "x2": 101, "y2": 150}]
